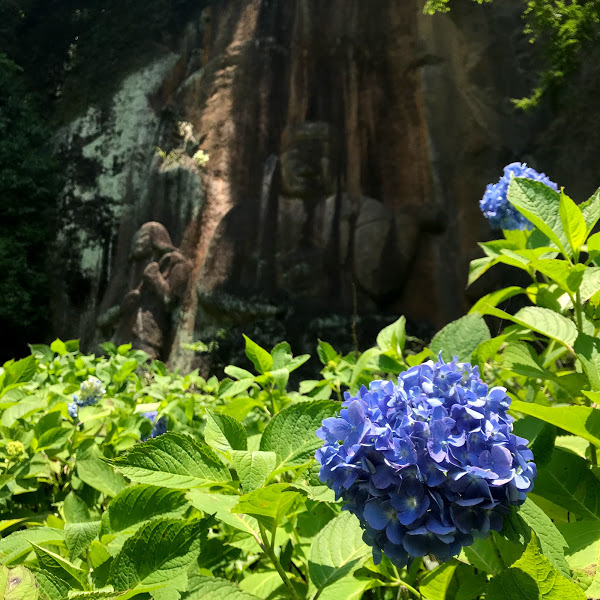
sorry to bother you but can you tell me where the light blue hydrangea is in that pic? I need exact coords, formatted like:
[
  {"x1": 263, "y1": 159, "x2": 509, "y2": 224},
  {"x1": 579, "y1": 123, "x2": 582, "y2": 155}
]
[
  {"x1": 315, "y1": 355, "x2": 536, "y2": 566},
  {"x1": 480, "y1": 162, "x2": 558, "y2": 230}
]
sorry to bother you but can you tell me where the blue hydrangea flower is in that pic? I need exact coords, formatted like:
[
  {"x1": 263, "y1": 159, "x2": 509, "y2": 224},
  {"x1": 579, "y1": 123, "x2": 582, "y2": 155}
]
[
  {"x1": 142, "y1": 411, "x2": 167, "y2": 440},
  {"x1": 480, "y1": 162, "x2": 558, "y2": 230},
  {"x1": 67, "y1": 401, "x2": 78, "y2": 420},
  {"x1": 72, "y1": 376, "x2": 105, "y2": 408},
  {"x1": 315, "y1": 355, "x2": 536, "y2": 567}
]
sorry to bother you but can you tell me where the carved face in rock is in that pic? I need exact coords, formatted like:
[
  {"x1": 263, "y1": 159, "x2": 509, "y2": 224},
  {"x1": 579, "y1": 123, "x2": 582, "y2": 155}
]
[
  {"x1": 280, "y1": 122, "x2": 335, "y2": 199},
  {"x1": 131, "y1": 222, "x2": 175, "y2": 260}
]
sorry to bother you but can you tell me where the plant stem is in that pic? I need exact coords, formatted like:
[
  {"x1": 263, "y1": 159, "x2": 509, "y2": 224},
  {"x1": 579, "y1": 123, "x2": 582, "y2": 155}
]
[
  {"x1": 258, "y1": 522, "x2": 302, "y2": 600},
  {"x1": 575, "y1": 289, "x2": 584, "y2": 333}
]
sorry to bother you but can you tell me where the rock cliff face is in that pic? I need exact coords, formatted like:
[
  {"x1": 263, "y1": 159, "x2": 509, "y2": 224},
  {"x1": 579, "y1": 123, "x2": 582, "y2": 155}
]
[{"x1": 52, "y1": 0, "x2": 542, "y2": 367}]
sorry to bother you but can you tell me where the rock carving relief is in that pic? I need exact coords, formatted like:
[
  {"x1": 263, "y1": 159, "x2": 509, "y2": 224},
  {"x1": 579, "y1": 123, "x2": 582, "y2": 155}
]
[{"x1": 97, "y1": 222, "x2": 191, "y2": 361}]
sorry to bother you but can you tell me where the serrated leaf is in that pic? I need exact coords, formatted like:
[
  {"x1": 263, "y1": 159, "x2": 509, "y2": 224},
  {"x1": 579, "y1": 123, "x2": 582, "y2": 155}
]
[
  {"x1": 29, "y1": 567, "x2": 70, "y2": 600},
  {"x1": 308, "y1": 511, "x2": 370, "y2": 590},
  {"x1": 510, "y1": 533, "x2": 585, "y2": 599},
  {"x1": 317, "y1": 341, "x2": 338, "y2": 366},
  {"x1": 558, "y1": 520, "x2": 600, "y2": 594},
  {"x1": 510, "y1": 400, "x2": 600, "y2": 449},
  {"x1": 65, "y1": 521, "x2": 100, "y2": 559},
  {"x1": 468, "y1": 256, "x2": 495, "y2": 286},
  {"x1": 470, "y1": 287, "x2": 525, "y2": 315},
  {"x1": 0, "y1": 528, "x2": 65, "y2": 565},
  {"x1": 534, "y1": 448, "x2": 600, "y2": 520},
  {"x1": 204, "y1": 411, "x2": 247, "y2": 451},
  {"x1": 259, "y1": 400, "x2": 338, "y2": 474},
  {"x1": 185, "y1": 492, "x2": 260, "y2": 540},
  {"x1": 243, "y1": 336, "x2": 272, "y2": 374},
  {"x1": 2, "y1": 565, "x2": 39, "y2": 600},
  {"x1": 518, "y1": 498, "x2": 570, "y2": 577},
  {"x1": 106, "y1": 433, "x2": 231, "y2": 489},
  {"x1": 232, "y1": 484, "x2": 301, "y2": 529},
  {"x1": 560, "y1": 192, "x2": 587, "y2": 256},
  {"x1": 508, "y1": 178, "x2": 569, "y2": 258},
  {"x1": 183, "y1": 575, "x2": 260, "y2": 599},
  {"x1": 108, "y1": 518, "x2": 204, "y2": 593},
  {"x1": 101, "y1": 485, "x2": 189, "y2": 536},
  {"x1": 230, "y1": 451, "x2": 276, "y2": 492},
  {"x1": 532, "y1": 259, "x2": 585, "y2": 294},
  {"x1": 419, "y1": 560, "x2": 458, "y2": 600},
  {"x1": 30, "y1": 543, "x2": 86, "y2": 589},
  {"x1": 317, "y1": 576, "x2": 375, "y2": 600},
  {"x1": 485, "y1": 565, "x2": 539, "y2": 600},
  {"x1": 429, "y1": 314, "x2": 490, "y2": 362},
  {"x1": 64, "y1": 492, "x2": 91, "y2": 524}
]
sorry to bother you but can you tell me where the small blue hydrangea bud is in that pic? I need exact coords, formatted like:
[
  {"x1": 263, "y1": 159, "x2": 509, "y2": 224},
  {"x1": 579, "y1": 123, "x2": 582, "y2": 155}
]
[
  {"x1": 67, "y1": 402, "x2": 78, "y2": 420},
  {"x1": 315, "y1": 355, "x2": 536, "y2": 566},
  {"x1": 73, "y1": 376, "x2": 105, "y2": 407},
  {"x1": 141, "y1": 411, "x2": 167, "y2": 440},
  {"x1": 480, "y1": 162, "x2": 558, "y2": 230}
]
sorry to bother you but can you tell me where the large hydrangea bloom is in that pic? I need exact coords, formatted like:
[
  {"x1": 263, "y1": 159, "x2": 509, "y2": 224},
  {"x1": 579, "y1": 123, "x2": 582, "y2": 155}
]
[
  {"x1": 68, "y1": 376, "x2": 106, "y2": 420},
  {"x1": 480, "y1": 162, "x2": 558, "y2": 230},
  {"x1": 315, "y1": 356, "x2": 536, "y2": 566}
]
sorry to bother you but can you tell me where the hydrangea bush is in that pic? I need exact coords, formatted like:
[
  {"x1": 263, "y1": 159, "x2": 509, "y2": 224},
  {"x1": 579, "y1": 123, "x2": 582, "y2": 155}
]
[{"x1": 316, "y1": 355, "x2": 536, "y2": 566}]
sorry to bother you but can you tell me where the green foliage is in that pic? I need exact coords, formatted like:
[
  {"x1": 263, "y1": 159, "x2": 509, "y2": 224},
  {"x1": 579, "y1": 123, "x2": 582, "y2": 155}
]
[
  {"x1": 5, "y1": 173, "x2": 600, "y2": 597},
  {"x1": 424, "y1": 0, "x2": 600, "y2": 110}
]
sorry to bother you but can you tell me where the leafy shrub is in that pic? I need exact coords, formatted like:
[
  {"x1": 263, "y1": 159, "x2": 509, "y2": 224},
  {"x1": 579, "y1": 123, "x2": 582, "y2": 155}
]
[{"x1": 3, "y1": 170, "x2": 600, "y2": 598}]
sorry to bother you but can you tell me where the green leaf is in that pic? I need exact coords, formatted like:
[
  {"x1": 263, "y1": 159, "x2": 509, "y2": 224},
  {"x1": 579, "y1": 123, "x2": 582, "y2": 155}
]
[
  {"x1": 243, "y1": 335, "x2": 273, "y2": 374},
  {"x1": 2, "y1": 565, "x2": 39, "y2": 600},
  {"x1": 483, "y1": 305, "x2": 578, "y2": 350},
  {"x1": 486, "y1": 565, "x2": 539, "y2": 600},
  {"x1": 376, "y1": 316, "x2": 406, "y2": 356},
  {"x1": 65, "y1": 521, "x2": 100, "y2": 559},
  {"x1": 308, "y1": 511, "x2": 371, "y2": 590},
  {"x1": 77, "y1": 458, "x2": 127, "y2": 498},
  {"x1": 29, "y1": 567, "x2": 69, "y2": 600},
  {"x1": 462, "y1": 537, "x2": 503, "y2": 575},
  {"x1": 429, "y1": 314, "x2": 491, "y2": 362},
  {"x1": 106, "y1": 432, "x2": 231, "y2": 489},
  {"x1": 186, "y1": 492, "x2": 260, "y2": 540},
  {"x1": 63, "y1": 492, "x2": 91, "y2": 524},
  {"x1": 580, "y1": 187, "x2": 600, "y2": 237},
  {"x1": 420, "y1": 560, "x2": 458, "y2": 600},
  {"x1": 238, "y1": 571, "x2": 284, "y2": 598},
  {"x1": 508, "y1": 178, "x2": 570, "y2": 257},
  {"x1": 259, "y1": 400, "x2": 338, "y2": 474},
  {"x1": 232, "y1": 484, "x2": 301, "y2": 529},
  {"x1": 560, "y1": 192, "x2": 587, "y2": 256},
  {"x1": 470, "y1": 287, "x2": 525, "y2": 315},
  {"x1": 512, "y1": 416, "x2": 556, "y2": 467},
  {"x1": 532, "y1": 259, "x2": 585, "y2": 294},
  {"x1": 0, "y1": 528, "x2": 65, "y2": 565},
  {"x1": 317, "y1": 341, "x2": 339, "y2": 366},
  {"x1": 184, "y1": 575, "x2": 260, "y2": 599},
  {"x1": 204, "y1": 411, "x2": 247, "y2": 451},
  {"x1": 108, "y1": 518, "x2": 204, "y2": 593},
  {"x1": 50, "y1": 339, "x2": 67, "y2": 355},
  {"x1": 230, "y1": 451, "x2": 276, "y2": 492},
  {"x1": 317, "y1": 576, "x2": 375, "y2": 600},
  {"x1": 511, "y1": 533, "x2": 585, "y2": 599},
  {"x1": 224, "y1": 365, "x2": 254, "y2": 380},
  {"x1": 534, "y1": 448, "x2": 600, "y2": 520},
  {"x1": 468, "y1": 256, "x2": 495, "y2": 286},
  {"x1": 558, "y1": 520, "x2": 600, "y2": 594},
  {"x1": 101, "y1": 485, "x2": 189, "y2": 536},
  {"x1": 518, "y1": 498, "x2": 570, "y2": 577},
  {"x1": 30, "y1": 542, "x2": 86, "y2": 589},
  {"x1": 349, "y1": 347, "x2": 382, "y2": 391},
  {"x1": 574, "y1": 333, "x2": 600, "y2": 391},
  {"x1": 510, "y1": 400, "x2": 600, "y2": 449}
]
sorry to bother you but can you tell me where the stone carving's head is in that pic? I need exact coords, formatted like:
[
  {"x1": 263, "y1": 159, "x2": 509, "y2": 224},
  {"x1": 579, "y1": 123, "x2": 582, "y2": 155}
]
[
  {"x1": 131, "y1": 221, "x2": 175, "y2": 260},
  {"x1": 280, "y1": 122, "x2": 335, "y2": 198}
]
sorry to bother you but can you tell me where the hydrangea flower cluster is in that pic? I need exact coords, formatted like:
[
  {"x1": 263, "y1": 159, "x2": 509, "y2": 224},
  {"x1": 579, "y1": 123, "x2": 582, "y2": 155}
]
[
  {"x1": 480, "y1": 162, "x2": 558, "y2": 230},
  {"x1": 315, "y1": 356, "x2": 536, "y2": 566},
  {"x1": 142, "y1": 411, "x2": 167, "y2": 440},
  {"x1": 68, "y1": 376, "x2": 106, "y2": 420}
]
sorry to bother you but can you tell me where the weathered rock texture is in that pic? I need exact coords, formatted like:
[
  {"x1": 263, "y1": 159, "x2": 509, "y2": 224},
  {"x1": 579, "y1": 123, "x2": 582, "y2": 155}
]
[{"x1": 53, "y1": 0, "x2": 546, "y2": 367}]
